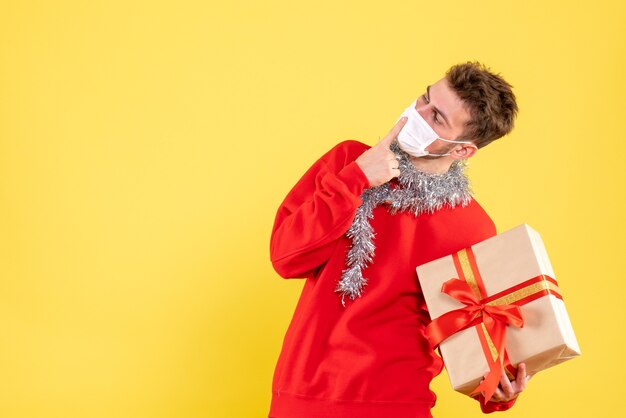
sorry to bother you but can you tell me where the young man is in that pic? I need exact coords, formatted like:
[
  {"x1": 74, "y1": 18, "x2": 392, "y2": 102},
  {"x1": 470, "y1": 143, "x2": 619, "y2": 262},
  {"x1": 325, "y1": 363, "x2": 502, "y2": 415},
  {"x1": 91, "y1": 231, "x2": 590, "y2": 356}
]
[{"x1": 268, "y1": 61, "x2": 529, "y2": 418}]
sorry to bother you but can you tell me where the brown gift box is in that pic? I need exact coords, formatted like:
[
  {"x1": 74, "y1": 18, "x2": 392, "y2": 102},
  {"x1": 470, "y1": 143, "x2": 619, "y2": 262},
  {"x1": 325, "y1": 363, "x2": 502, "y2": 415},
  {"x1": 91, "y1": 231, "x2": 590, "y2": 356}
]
[{"x1": 415, "y1": 224, "x2": 581, "y2": 396}]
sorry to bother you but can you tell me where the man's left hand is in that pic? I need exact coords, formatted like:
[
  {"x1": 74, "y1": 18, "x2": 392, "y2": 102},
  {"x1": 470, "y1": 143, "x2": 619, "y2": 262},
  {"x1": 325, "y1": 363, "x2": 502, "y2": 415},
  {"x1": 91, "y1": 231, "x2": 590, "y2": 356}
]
[{"x1": 485, "y1": 362, "x2": 532, "y2": 403}]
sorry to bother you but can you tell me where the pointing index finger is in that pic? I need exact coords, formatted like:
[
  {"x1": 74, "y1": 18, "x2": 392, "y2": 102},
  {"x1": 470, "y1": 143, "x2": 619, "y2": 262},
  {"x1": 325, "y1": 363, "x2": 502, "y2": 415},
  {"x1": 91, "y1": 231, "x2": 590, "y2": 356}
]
[{"x1": 379, "y1": 116, "x2": 407, "y2": 146}]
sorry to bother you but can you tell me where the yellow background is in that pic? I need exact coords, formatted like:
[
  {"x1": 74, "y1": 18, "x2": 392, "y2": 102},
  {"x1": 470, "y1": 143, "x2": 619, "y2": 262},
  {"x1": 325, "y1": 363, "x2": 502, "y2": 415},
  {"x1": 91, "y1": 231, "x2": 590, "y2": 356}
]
[{"x1": 1, "y1": 1, "x2": 624, "y2": 417}]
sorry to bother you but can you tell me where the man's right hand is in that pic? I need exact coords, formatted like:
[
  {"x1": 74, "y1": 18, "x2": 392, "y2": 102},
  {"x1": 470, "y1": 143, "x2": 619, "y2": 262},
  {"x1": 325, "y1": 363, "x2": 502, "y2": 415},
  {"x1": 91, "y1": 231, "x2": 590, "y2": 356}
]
[{"x1": 355, "y1": 116, "x2": 408, "y2": 188}]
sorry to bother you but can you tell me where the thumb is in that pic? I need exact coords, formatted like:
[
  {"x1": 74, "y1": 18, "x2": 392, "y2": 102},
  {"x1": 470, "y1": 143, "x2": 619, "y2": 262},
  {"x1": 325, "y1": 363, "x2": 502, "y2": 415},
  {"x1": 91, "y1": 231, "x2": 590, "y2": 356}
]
[{"x1": 378, "y1": 116, "x2": 407, "y2": 148}]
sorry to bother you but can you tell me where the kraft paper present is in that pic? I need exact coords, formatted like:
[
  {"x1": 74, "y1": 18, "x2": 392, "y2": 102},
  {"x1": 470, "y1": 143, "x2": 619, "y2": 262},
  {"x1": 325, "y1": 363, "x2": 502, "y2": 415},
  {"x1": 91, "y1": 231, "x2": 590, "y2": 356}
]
[{"x1": 415, "y1": 224, "x2": 581, "y2": 398}]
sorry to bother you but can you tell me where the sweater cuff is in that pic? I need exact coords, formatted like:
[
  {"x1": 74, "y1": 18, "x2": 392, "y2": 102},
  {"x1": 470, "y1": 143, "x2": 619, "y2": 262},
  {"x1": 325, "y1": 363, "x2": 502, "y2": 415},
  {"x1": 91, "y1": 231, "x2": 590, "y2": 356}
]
[
  {"x1": 336, "y1": 160, "x2": 371, "y2": 195},
  {"x1": 479, "y1": 394, "x2": 518, "y2": 413}
]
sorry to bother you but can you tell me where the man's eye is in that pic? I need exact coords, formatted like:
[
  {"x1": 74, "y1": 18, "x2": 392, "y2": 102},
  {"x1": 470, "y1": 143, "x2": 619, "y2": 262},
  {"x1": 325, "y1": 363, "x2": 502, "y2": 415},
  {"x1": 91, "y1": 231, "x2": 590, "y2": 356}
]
[{"x1": 433, "y1": 111, "x2": 440, "y2": 124}]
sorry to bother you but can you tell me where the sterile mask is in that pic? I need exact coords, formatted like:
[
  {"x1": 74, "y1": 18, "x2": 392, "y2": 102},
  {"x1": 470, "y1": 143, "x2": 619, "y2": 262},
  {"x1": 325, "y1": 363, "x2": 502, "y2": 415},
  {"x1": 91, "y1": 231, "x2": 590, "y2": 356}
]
[{"x1": 396, "y1": 99, "x2": 472, "y2": 157}]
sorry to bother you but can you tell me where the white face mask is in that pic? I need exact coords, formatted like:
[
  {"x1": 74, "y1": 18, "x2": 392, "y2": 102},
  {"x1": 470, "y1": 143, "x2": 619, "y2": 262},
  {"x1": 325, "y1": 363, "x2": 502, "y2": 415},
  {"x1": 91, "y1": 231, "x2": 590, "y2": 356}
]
[{"x1": 396, "y1": 99, "x2": 472, "y2": 157}]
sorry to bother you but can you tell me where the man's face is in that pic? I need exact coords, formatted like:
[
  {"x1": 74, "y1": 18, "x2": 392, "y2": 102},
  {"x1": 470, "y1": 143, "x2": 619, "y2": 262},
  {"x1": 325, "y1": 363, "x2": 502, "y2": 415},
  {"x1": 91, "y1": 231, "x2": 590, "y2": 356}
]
[{"x1": 413, "y1": 78, "x2": 473, "y2": 156}]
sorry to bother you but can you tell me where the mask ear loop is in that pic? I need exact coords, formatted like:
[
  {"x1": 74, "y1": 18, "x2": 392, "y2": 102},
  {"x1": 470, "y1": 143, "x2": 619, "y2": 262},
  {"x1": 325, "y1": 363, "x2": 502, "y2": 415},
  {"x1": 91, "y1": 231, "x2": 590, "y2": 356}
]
[
  {"x1": 423, "y1": 152, "x2": 451, "y2": 157},
  {"x1": 420, "y1": 138, "x2": 474, "y2": 157}
]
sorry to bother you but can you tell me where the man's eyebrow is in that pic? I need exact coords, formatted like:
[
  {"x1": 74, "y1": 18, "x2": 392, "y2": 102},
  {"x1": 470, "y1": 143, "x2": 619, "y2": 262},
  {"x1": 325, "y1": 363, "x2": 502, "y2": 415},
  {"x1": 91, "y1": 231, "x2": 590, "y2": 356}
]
[{"x1": 426, "y1": 85, "x2": 452, "y2": 128}]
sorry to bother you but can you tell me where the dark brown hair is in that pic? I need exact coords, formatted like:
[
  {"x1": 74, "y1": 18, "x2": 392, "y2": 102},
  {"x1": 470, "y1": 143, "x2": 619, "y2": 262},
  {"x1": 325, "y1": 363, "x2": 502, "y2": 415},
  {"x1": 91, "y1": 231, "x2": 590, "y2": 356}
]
[{"x1": 445, "y1": 61, "x2": 518, "y2": 149}]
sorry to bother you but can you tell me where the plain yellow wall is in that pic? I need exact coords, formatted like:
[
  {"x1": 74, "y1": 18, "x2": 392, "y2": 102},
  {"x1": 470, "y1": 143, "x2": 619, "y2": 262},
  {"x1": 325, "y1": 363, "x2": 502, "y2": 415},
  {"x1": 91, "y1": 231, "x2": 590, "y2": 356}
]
[{"x1": 1, "y1": 1, "x2": 624, "y2": 417}]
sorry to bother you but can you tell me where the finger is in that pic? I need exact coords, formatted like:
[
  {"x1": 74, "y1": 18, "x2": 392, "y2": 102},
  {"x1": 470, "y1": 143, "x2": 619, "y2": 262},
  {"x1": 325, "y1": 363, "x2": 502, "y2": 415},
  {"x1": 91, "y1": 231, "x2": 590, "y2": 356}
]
[
  {"x1": 499, "y1": 366, "x2": 515, "y2": 398},
  {"x1": 515, "y1": 363, "x2": 527, "y2": 388},
  {"x1": 379, "y1": 116, "x2": 407, "y2": 147},
  {"x1": 520, "y1": 374, "x2": 532, "y2": 392},
  {"x1": 491, "y1": 387, "x2": 506, "y2": 402}
]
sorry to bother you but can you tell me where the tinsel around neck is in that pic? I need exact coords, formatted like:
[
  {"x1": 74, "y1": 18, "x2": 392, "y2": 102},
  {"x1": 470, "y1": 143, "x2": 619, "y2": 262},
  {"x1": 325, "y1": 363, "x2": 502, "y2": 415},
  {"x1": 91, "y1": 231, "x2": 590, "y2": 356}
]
[{"x1": 335, "y1": 139, "x2": 473, "y2": 306}]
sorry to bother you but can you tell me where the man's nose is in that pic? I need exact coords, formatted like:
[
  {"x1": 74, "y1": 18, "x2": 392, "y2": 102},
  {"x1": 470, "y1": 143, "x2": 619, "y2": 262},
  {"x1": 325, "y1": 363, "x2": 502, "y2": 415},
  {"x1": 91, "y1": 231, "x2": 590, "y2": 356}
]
[{"x1": 415, "y1": 104, "x2": 431, "y2": 120}]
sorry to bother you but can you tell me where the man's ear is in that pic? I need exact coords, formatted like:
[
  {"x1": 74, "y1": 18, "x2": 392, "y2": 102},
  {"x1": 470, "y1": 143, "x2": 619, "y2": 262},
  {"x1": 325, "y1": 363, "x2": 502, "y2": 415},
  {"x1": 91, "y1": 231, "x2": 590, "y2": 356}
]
[{"x1": 451, "y1": 142, "x2": 478, "y2": 159}]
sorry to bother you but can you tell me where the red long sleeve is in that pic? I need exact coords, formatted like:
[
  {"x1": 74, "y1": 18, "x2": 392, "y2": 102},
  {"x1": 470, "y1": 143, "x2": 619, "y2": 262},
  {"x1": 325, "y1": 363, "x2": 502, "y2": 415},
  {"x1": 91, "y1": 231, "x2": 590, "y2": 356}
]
[{"x1": 269, "y1": 140, "x2": 370, "y2": 279}]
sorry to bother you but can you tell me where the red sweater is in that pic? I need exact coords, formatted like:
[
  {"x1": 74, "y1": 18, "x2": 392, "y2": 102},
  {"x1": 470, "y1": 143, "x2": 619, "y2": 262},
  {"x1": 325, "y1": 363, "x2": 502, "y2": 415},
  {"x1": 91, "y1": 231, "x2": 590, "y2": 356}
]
[{"x1": 268, "y1": 140, "x2": 517, "y2": 418}]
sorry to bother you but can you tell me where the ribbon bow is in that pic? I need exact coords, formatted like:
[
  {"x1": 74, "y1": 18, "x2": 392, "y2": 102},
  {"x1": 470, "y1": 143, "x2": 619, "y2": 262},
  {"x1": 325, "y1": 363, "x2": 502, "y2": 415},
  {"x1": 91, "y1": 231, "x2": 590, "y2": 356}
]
[{"x1": 426, "y1": 278, "x2": 525, "y2": 403}]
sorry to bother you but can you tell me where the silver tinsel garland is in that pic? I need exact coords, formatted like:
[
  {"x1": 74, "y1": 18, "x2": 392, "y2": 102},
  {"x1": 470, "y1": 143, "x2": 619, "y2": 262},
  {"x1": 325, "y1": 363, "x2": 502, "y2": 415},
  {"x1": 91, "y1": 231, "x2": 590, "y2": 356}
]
[{"x1": 335, "y1": 139, "x2": 473, "y2": 306}]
